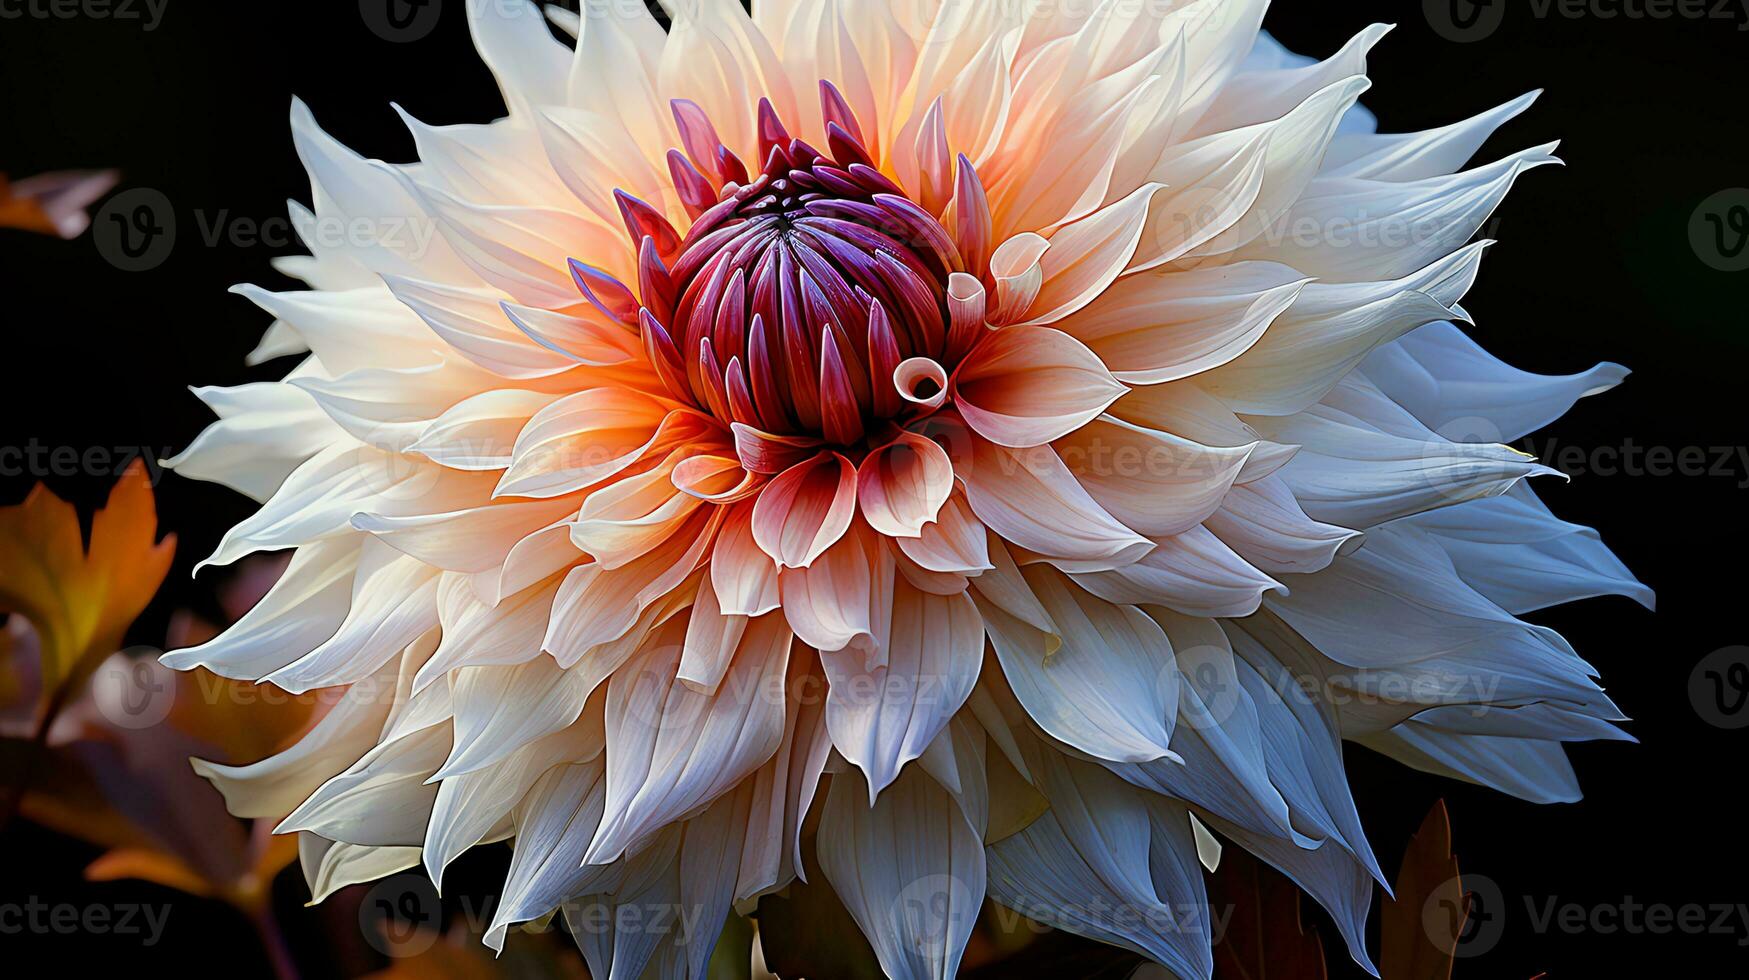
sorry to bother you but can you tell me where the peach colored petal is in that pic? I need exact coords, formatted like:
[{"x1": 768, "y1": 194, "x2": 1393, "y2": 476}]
[
  {"x1": 571, "y1": 449, "x2": 705, "y2": 568},
  {"x1": 1053, "y1": 415, "x2": 1254, "y2": 538},
  {"x1": 893, "y1": 493, "x2": 991, "y2": 576},
  {"x1": 960, "y1": 435, "x2": 1151, "y2": 572},
  {"x1": 712, "y1": 503, "x2": 781, "y2": 617},
  {"x1": 731, "y1": 422, "x2": 824, "y2": 475},
  {"x1": 497, "y1": 388, "x2": 685, "y2": 498},
  {"x1": 751, "y1": 451, "x2": 858, "y2": 569},
  {"x1": 952, "y1": 326, "x2": 1127, "y2": 449},
  {"x1": 987, "y1": 233, "x2": 1049, "y2": 325},
  {"x1": 778, "y1": 521, "x2": 895, "y2": 657},
  {"x1": 1022, "y1": 183, "x2": 1162, "y2": 325},
  {"x1": 673, "y1": 452, "x2": 765, "y2": 504},
  {"x1": 857, "y1": 430, "x2": 953, "y2": 539}
]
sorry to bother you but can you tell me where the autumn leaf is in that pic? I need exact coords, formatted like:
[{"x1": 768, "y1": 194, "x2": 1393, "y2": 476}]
[
  {"x1": 1379, "y1": 801, "x2": 1466, "y2": 980},
  {"x1": 1209, "y1": 843, "x2": 1329, "y2": 980},
  {"x1": 0, "y1": 460, "x2": 175, "y2": 731},
  {"x1": 0, "y1": 169, "x2": 119, "y2": 238},
  {"x1": 360, "y1": 923, "x2": 590, "y2": 980}
]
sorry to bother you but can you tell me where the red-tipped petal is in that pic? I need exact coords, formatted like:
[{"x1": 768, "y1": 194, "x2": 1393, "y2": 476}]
[
  {"x1": 819, "y1": 327, "x2": 866, "y2": 446},
  {"x1": 866, "y1": 299, "x2": 903, "y2": 419},
  {"x1": 569, "y1": 259, "x2": 640, "y2": 326},
  {"x1": 615, "y1": 189, "x2": 682, "y2": 266}
]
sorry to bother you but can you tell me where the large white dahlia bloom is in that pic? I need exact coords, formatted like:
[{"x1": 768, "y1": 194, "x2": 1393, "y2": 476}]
[{"x1": 166, "y1": 1, "x2": 1650, "y2": 976}]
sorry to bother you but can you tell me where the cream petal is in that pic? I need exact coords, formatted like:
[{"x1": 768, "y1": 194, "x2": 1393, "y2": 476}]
[
  {"x1": 586, "y1": 611, "x2": 793, "y2": 864},
  {"x1": 496, "y1": 388, "x2": 692, "y2": 499},
  {"x1": 735, "y1": 657, "x2": 833, "y2": 906},
  {"x1": 1110, "y1": 382, "x2": 1298, "y2": 484},
  {"x1": 276, "y1": 724, "x2": 449, "y2": 847},
  {"x1": 953, "y1": 327, "x2": 1126, "y2": 448},
  {"x1": 976, "y1": 565, "x2": 1178, "y2": 764},
  {"x1": 1054, "y1": 262, "x2": 1307, "y2": 385},
  {"x1": 677, "y1": 570, "x2": 749, "y2": 695},
  {"x1": 190, "y1": 656, "x2": 400, "y2": 819},
  {"x1": 822, "y1": 581, "x2": 982, "y2": 798},
  {"x1": 439, "y1": 655, "x2": 595, "y2": 779},
  {"x1": 423, "y1": 720, "x2": 597, "y2": 887},
  {"x1": 1071, "y1": 526, "x2": 1284, "y2": 619},
  {"x1": 263, "y1": 540, "x2": 442, "y2": 694},
  {"x1": 817, "y1": 764, "x2": 987, "y2": 980},
  {"x1": 858, "y1": 430, "x2": 953, "y2": 538},
  {"x1": 406, "y1": 389, "x2": 560, "y2": 471},
  {"x1": 163, "y1": 536, "x2": 360, "y2": 680},
  {"x1": 778, "y1": 521, "x2": 896, "y2": 656},
  {"x1": 713, "y1": 502, "x2": 783, "y2": 617},
  {"x1": 1324, "y1": 90, "x2": 1542, "y2": 180},
  {"x1": 412, "y1": 571, "x2": 563, "y2": 691},
  {"x1": 352, "y1": 494, "x2": 580, "y2": 572},
  {"x1": 1054, "y1": 415, "x2": 1253, "y2": 538},
  {"x1": 959, "y1": 435, "x2": 1151, "y2": 570},
  {"x1": 1202, "y1": 475, "x2": 1361, "y2": 576},
  {"x1": 163, "y1": 382, "x2": 339, "y2": 503},
  {"x1": 571, "y1": 449, "x2": 705, "y2": 568},
  {"x1": 895, "y1": 493, "x2": 992, "y2": 576},
  {"x1": 1200, "y1": 243, "x2": 1486, "y2": 416},
  {"x1": 1022, "y1": 183, "x2": 1163, "y2": 325},
  {"x1": 543, "y1": 509, "x2": 719, "y2": 662}
]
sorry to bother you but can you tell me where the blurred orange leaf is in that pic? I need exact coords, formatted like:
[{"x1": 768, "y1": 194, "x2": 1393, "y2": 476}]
[
  {"x1": 360, "y1": 924, "x2": 590, "y2": 980},
  {"x1": 1209, "y1": 844, "x2": 1328, "y2": 980},
  {"x1": 0, "y1": 460, "x2": 175, "y2": 729},
  {"x1": 1380, "y1": 801, "x2": 1466, "y2": 980},
  {"x1": 0, "y1": 170, "x2": 118, "y2": 238}
]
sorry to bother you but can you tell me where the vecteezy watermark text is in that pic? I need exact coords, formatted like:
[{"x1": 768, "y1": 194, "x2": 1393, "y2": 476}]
[
  {"x1": 0, "y1": 0, "x2": 167, "y2": 29},
  {"x1": 0, "y1": 898, "x2": 172, "y2": 945}
]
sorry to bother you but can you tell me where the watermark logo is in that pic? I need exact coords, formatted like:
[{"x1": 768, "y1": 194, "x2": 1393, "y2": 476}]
[
  {"x1": 90, "y1": 649, "x2": 176, "y2": 730},
  {"x1": 1689, "y1": 645, "x2": 1749, "y2": 729},
  {"x1": 360, "y1": 0, "x2": 443, "y2": 42},
  {"x1": 360, "y1": 875, "x2": 443, "y2": 957},
  {"x1": 1426, "y1": 0, "x2": 1508, "y2": 41},
  {"x1": 1429, "y1": 872, "x2": 1506, "y2": 958},
  {"x1": 1690, "y1": 189, "x2": 1749, "y2": 272},
  {"x1": 93, "y1": 187, "x2": 175, "y2": 272},
  {"x1": 889, "y1": 873, "x2": 979, "y2": 960}
]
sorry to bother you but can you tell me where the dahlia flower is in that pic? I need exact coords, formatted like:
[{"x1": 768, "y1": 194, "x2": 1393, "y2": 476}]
[{"x1": 166, "y1": 1, "x2": 1649, "y2": 976}]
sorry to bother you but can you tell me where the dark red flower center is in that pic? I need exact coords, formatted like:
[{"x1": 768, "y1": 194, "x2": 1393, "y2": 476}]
[{"x1": 570, "y1": 83, "x2": 988, "y2": 453}]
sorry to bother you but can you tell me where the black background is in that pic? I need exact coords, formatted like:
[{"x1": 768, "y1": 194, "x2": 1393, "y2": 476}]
[{"x1": 2, "y1": 0, "x2": 1745, "y2": 975}]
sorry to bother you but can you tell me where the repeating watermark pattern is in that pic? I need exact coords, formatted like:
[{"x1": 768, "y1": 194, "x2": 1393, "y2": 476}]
[
  {"x1": 0, "y1": 441, "x2": 175, "y2": 485},
  {"x1": 1427, "y1": 0, "x2": 1749, "y2": 42},
  {"x1": 0, "y1": 898, "x2": 173, "y2": 944},
  {"x1": 1690, "y1": 189, "x2": 1749, "y2": 272},
  {"x1": 0, "y1": 0, "x2": 167, "y2": 29},
  {"x1": 1516, "y1": 436, "x2": 1749, "y2": 487},
  {"x1": 91, "y1": 187, "x2": 439, "y2": 273},
  {"x1": 889, "y1": 873, "x2": 982, "y2": 965},
  {"x1": 1689, "y1": 646, "x2": 1749, "y2": 729},
  {"x1": 90, "y1": 649, "x2": 178, "y2": 730},
  {"x1": 361, "y1": 876, "x2": 444, "y2": 957},
  {"x1": 359, "y1": 0, "x2": 444, "y2": 43},
  {"x1": 1435, "y1": 872, "x2": 1507, "y2": 958},
  {"x1": 91, "y1": 188, "x2": 176, "y2": 272},
  {"x1": 1432, "y1": 873, "x2": 1749, "y2": 955},
  {"x1": 358, "y1": 876, "x2": 709, "y2": 957}
]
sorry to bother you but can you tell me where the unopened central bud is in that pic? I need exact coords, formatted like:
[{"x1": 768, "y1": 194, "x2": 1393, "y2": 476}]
[{"x1": 574, "y1": 84, "x2": 985, "y2": 451}]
